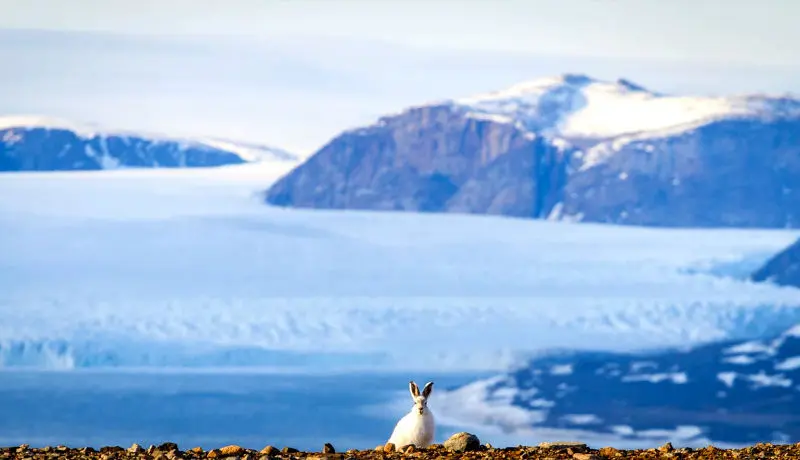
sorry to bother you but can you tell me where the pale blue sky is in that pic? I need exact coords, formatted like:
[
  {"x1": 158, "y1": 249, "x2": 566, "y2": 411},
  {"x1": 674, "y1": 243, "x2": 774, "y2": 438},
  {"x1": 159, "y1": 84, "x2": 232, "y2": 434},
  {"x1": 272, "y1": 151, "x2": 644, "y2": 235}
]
[{"x1": 2, "y1": 0, "x2": 798, "y2": 154}]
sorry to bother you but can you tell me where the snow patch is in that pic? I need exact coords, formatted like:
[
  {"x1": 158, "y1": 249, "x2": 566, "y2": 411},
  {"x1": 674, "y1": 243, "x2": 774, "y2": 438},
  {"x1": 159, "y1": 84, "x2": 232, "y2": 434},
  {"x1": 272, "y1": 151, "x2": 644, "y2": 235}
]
[
  {"x1": 561, "y1": 414, "x2": 602, "y2": 425},
  {"x1": 621, "y1": 372, "x2": 688, "y2": 384},
  {"x1": 723, "y1": 355, "x2": 758, "y2": 365},
  {"x1": 746, "y1": 371, "x2": 792, "y2": 388},
  {"x1": 455, "y1": 75, "x2": 800, "y2": 142},
  {"x1": 549, "y1": 364, "x2": 573, "y2": 375},
  {"x1": 717, "y1": 372, "x2": 737, "y2": 388},
  {"x1": 775, "y1": 357, "x2": 800, "y2": 371}
]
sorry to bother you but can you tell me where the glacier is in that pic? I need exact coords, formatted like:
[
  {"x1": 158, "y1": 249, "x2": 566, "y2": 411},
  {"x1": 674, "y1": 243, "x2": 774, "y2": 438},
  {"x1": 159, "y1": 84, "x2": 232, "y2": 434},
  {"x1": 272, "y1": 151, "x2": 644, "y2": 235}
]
[{"x1": 1, "y1": 163, "x2": 799, "y2": 371}]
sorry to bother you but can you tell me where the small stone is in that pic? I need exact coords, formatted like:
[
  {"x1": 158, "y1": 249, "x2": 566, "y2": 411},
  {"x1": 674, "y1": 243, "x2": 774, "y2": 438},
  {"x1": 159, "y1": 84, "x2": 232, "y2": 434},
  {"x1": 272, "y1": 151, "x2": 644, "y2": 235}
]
[
  {"x1": 539, "y1": 441, "x2": 587, "y2": 450},
  {"x1": 323, "y1": 443, "x2": 335, "y2": 453},
  {"x1": 128, "y1": 443, "x2": 144, "y2": 453},
  {"x1": 659, "y1": 442, "x2": 674, "y2": 452},
  {"x1": 572, "y1": 454, "x2": 599, "y2": 460},
  {"x1": 260, "y1": 445, "x2": 278, "y2": 455},
  {"x1": 190, "y1": 446, "x2": 204, "y2": 453},
  {"x1": 383, "y1": 442, "x2": 396, "y2": 452},
  {"x1": 598, "y1": 446, "x2": 619, "y2": 457},
  {"x1": 444, "y1": 432, "x2": 481, "y2": 452},
  {"x1": 206, "y1": 449, "x2": 220, "y2": 458},
  {"x1": 405, "y1": 444, "x2": 416, "y2": 453},
  {"x1": 484, "y1": 443, "x2": 493, "y2": 449},
  {"x1": 219, "y1": 445, "x2": 245, "y2": 455},
  {"x1": 159, "y1": 442, "x2": 179, "y2": 452},
  {"x1": 374, "y1": 445, "x2": 384, "y2": 452},
  {"x1": 282, "y1": 446, "x2": 299, "y2": 453}
]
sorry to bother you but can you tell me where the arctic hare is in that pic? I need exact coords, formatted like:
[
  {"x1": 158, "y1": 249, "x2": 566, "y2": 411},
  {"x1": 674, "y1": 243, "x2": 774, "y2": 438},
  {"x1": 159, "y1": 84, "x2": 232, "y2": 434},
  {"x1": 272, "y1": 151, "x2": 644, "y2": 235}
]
[{"x1": 387, "y1": 381, "x2": 435, "y2": 450}]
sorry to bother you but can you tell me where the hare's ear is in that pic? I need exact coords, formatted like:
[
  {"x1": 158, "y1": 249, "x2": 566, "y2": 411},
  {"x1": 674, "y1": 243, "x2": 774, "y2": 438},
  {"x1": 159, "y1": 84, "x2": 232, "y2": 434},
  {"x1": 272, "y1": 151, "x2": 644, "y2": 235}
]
[
  {"x1": 409, "y1": 381, "x2": 420, "y2": 397},
  {"x1": 422, "y1": 381, "x2": 434, "y2": 398}
]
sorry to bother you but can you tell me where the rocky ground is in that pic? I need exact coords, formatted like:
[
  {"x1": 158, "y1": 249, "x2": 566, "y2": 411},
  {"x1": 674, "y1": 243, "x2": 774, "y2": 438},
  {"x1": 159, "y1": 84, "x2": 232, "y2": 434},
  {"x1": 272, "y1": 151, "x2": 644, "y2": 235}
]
[{"x1": 3, "y1": 435, "x2": 800, "y2": 460}]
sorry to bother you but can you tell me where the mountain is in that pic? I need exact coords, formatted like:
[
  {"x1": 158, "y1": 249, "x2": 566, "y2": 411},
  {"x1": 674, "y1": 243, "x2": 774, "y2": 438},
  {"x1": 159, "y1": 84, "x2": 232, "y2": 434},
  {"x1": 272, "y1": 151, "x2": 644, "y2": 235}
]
[
  {"x1": 265, "y1": 74, "x2": 800, "y2": 228},
  {"x1": 0, "y1": 115, "x2": 297, "y2": 171},
  {"x1": 752, "y1": 238, "x2": 800, "y2": 288},
  {"x1": 439, "y1": 324, "x2": 800, "y2": 446}
]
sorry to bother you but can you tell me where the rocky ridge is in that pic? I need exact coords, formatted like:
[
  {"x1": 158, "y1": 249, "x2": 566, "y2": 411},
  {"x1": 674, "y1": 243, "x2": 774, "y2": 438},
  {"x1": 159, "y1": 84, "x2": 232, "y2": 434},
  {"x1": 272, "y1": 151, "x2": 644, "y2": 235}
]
[
  {"x1": 3, "y1": 439, "x2": 800, "y2": 460},
  {"x1": 0, "y1": 116, "x2": 297, "y2": 171},
  {"x1": 266, "y1": 74, "x2": 800, "y2": 228}
]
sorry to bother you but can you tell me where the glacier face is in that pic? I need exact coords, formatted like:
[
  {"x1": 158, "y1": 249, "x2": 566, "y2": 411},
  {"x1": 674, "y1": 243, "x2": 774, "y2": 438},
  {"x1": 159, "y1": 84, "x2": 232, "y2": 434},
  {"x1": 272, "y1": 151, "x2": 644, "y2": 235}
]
[{"x1": 1, "y1": 165, "x2": 799, "y2": 371}]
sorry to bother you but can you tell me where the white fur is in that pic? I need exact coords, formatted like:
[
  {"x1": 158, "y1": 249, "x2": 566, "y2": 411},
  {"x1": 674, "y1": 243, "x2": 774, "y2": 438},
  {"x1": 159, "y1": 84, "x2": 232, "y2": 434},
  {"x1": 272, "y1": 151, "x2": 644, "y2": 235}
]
[{"x1": 387, "y1": 381, "x2": 435, "y2": 450}]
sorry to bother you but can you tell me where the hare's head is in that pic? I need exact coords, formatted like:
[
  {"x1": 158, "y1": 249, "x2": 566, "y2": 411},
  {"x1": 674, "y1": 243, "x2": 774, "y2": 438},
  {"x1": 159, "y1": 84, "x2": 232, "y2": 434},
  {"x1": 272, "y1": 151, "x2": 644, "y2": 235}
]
[{"x1": 409, "y1": 381, "x2": 433, "y2": 415}]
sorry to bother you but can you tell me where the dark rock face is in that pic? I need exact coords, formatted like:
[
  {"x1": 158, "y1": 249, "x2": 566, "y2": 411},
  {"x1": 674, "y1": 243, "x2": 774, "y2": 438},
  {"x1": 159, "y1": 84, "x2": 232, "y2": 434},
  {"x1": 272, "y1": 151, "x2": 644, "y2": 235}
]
[
  {"x1": 562, "y1": 118, "x2": 800, "y2": 227},
  {"x1": 264, "y1": 79, "x2": 800, "y2": 228},
  {"x1": 266, "y1": 104, "x2": 574, "y2": 218},
  {"x1": 752, "y1": 239, "x2": 800, "y2": 288},
  {"x1": 0, "y1": 126, "x2": 247, "y2": 171},
  {"x1": 449, "y1": 324, "x2": 800, "y2": 445}
]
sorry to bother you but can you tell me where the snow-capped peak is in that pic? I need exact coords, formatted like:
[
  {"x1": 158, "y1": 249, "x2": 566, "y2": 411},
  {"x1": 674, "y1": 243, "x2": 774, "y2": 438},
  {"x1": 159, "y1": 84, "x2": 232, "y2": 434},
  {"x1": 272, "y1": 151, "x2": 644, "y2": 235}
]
[{"x1": 454, "y1": 74, "x2": 800, "y2": 141}]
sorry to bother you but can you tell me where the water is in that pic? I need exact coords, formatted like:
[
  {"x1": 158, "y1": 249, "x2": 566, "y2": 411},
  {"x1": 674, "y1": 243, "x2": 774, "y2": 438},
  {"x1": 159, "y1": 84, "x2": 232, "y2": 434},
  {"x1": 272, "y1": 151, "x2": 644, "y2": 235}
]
[{"x1": 0, "y1": 370, "x2": 490, "y2": 451}]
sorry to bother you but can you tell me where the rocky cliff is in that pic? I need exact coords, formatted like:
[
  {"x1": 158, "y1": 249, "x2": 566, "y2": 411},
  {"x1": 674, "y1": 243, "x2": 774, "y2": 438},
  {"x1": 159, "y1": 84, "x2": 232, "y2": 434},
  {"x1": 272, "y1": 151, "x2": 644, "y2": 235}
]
[
  {"x1": 265, "y1": 74, "x2": 800, "y2": 228},
  {"x1": 266, "y1": 104, "x2": 574, "y2": 218}
]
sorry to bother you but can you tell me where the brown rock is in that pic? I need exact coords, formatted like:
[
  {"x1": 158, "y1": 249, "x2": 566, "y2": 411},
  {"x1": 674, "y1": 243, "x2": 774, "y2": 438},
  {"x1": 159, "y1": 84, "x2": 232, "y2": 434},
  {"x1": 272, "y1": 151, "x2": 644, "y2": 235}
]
[
  {"x1": 444, "y1": 432, "x2": 481, "y2": 452},
  {"x1": 260, "y1": 445, "x2": 278, "y2": 455},
  {"x1": 598, "y1": 446, "x2": 617, "y2": 455},
  {"x1": 573, "y1": 454, "x2": 599, "y2": 460},
  {"x1": 206, "y1": 449, "x2": 220, "y2": 458},
  {"x1": 404, "y1": 444, "x2": 416, "y2": 453},
  {"x1": 539, "y1": 441, "x2": 588, "y2": 450},
  {"x1": 218, "y1": 445, "x2": 245, "y2": 456},
  {"x1": 323, "y1": 443, "x2": 336, "y2": 453},
  {"x1": 282, "y1": 446, "x2": 299, "y2": 454},
  {"x1": 383, "y1": 442, "x2": 396, "y2": 453},
  {"x1": 659, "y1": 442, "x2": 674, "y2": 452},
  {"x1": 159, "y1": 442, "x2": 179, "y2": 452}
]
